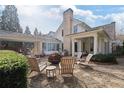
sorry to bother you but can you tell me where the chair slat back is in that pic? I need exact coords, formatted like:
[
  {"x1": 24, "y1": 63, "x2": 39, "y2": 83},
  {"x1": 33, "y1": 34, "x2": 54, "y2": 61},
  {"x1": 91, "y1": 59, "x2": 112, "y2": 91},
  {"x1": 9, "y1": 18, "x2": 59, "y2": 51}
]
[
  {"x1": 85, "y1": 54, "x2": 93, "y2": 62},
  {"x1": 28, "y1": 57, "x2": 40, "y2": 72},
  {"x1": 60, "y1": 57, "x2": 75, "y2": 74},
  {"x1": 77, "y1": 52, "x2": 82, "y2": 58}
]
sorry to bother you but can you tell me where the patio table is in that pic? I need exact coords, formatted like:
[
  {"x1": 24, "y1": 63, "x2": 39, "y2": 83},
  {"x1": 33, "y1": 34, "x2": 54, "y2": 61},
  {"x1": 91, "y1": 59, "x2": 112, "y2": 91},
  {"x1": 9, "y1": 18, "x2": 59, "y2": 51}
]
[{"x1": 46, "y1": 66, "x2": 56, "y2": 78}]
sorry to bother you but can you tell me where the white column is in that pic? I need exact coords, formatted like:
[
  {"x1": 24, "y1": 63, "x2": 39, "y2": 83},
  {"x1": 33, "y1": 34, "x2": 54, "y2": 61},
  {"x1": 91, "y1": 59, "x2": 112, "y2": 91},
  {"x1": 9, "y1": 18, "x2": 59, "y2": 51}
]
[
  {"x1": 109, "y1": 41, "x2": 112, "y2": 53},
  {"x1": 99, "y1": 38, "x2": 102, "y2": 53},
  {"x1": 94, "y1": 34, "x2": 98, "y2": 54},
  {"x1": 78, "y1": 40, "x2": 82, "y2": 52},
  {"x1": 33, "y1": 41, "x2": 38, "y2": 55},
  {"x1": 39, "y1": 41, "x2": 42, "y2": 54},
  {"x1": 72, "y1": 39, "x2": 75, "y2": 57}
]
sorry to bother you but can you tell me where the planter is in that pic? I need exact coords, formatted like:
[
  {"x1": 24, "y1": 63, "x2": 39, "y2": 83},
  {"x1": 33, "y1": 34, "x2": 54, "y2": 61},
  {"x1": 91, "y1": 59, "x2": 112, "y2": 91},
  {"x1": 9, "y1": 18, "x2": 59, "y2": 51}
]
[
  {"x1": 48, "y1": 53, "x2": 62, "y2": 64},
  {"x1": 50, "y1": 60, "x2": 60, "y2": 64}
]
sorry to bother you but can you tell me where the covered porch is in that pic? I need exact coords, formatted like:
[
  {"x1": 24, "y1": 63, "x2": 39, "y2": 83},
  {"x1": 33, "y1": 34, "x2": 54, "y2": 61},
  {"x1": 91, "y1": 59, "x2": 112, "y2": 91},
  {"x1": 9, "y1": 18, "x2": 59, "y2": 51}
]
[
  {"x1": 67, "y1": 29, "x2": 112, "y2": 57},
  {"x1": 0, "y1": 30, "x2": 43, "y2": 55}
]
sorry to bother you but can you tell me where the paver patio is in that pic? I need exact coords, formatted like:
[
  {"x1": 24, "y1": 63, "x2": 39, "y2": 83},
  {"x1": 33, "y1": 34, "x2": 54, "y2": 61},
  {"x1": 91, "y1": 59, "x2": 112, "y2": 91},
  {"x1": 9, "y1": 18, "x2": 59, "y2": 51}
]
[{"x1": 28, "y1": 57, "x2": 124, "y2": 88}]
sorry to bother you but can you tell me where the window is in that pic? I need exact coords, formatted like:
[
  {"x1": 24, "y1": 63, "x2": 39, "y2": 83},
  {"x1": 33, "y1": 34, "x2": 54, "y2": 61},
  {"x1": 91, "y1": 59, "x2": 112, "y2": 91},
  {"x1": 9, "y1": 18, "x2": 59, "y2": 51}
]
[
  {"x1": 57, "y1": 44, "x2": 59, "y2": 51},
  {"x1": 62, "y1": 30, "x2": 64, "y2": 36},
  {"x1": 82, "y1": 42, "x2": 85, "y2": 52},
  {"x1": 62, "y1": 43, "x2": 63, "y2": 51},
  {"x1": 43, "y1": 43, "x2": 60, "y2": 51},
  {"x1": 74, "y1": 25, "x2": 78, "y2": 33},
  {"x1": 105, "y1": 42, "x2": 109, "y2": 54},
  {"x1": 74, "y1": 42, "x2": 78, "y2": 52},
  {"x1": 42, "y1": 43, "x2": 46, "y2": 51}
]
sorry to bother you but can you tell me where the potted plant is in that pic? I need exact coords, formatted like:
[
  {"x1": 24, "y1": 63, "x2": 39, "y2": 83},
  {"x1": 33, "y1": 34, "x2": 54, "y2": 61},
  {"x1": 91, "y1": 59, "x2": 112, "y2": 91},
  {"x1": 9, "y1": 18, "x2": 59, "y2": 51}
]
[{"x1": 48, "y1": 53, "x2": 62, "y2": 64}]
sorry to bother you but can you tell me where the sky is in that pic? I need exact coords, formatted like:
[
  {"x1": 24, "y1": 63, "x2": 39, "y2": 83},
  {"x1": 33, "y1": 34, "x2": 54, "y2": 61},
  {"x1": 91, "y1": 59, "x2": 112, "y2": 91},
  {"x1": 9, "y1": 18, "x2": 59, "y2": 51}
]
[{"x1": 1, "y1": 5, "x2": 124, "y2": 34}]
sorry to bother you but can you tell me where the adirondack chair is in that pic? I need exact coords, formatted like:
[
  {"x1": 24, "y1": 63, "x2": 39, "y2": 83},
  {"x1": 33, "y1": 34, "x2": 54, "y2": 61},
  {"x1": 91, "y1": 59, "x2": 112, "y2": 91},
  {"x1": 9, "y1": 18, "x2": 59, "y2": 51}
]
[
  {"x1": 85, "y1": 54, "x2": 93, "y2": 62},
  {"x1": 76, "y1": 52, "x2": 83, "y2": 61},
  {"x1": 77, "y1": 54, "x2": 93, "y2": 64},
  {"x1": 28, "y1": 57, "x2": 47, "y2": 74},
  {"x1": 59, "y1": 57, "x2": 75, "y2": 76}
]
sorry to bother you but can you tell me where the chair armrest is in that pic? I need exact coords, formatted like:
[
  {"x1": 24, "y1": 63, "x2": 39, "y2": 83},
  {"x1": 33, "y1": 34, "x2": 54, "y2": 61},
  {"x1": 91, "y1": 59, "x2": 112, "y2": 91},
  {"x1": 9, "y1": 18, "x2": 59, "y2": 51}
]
[{"x1": 59, "y1": 63, "x2": 61, "y2": 69}]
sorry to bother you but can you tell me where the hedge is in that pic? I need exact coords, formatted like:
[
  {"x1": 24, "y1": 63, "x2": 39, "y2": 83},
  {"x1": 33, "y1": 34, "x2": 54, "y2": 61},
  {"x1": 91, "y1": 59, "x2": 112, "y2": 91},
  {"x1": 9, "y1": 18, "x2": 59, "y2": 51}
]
[
  {"x1": 0, "y1": 50, "x2": 28, "y2": 88},
  {"x1": 91, "y1": 54, "x2": 118, "y2": 64}
]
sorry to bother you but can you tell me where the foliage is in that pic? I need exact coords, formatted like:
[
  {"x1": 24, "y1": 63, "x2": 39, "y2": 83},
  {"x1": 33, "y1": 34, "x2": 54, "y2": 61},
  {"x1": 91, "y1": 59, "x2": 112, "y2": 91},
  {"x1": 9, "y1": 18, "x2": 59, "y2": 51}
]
[
  {"x1": 113, "y1": 45, "x2": 124, "y2": 56},
  {"x1": 24, "y1": 26, "x2": 31, "y2": 35},
  {"x1": 0, "y1": 50, "x2": 28, "y2": 88},
  {"x1": 91, "y1": 54, "x2": 117, "y2": 64},
  {"x1": 48, "y1": 53, "x2": 62, "y2": 64},
  {"x1": 34, "y1": 27, "x2": 38, "y2": 36},
  {"x1": 1, "y1": 5, "x2": 22, "y2": 33}
]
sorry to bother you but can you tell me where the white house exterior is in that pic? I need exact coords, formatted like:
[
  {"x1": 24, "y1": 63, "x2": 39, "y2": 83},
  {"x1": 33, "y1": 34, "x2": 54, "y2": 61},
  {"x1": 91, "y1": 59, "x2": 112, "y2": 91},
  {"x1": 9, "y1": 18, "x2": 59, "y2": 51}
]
[
  {"x1": 54, "y1": 8, "x2": 116, "y2": 56},
  {"x1": 0, "y1": 8, "x2": 116, "y2": 56},
  {"x1": 0, "y1": 30, "x2": 62, "y2": 55}
]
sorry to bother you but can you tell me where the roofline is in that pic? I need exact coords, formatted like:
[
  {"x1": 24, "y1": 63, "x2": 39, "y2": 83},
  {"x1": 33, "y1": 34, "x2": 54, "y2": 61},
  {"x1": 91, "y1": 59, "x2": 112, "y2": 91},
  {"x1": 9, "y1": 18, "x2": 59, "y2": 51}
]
[
  {"x1": 66, "y1": 28, "x2": 103, "y2": 37},
  {"x1": 73, "y1": 18, "x2": 91, "y2": 28},
  {"x1": 63, "y1": 8, "x2": 73, "y2": 14},
  {"x1": 55, "y1": 21, "x2": 63, "y2": 33},
  {"x1": 92, "y1": 21, "x2": 115, "y2": 29}
]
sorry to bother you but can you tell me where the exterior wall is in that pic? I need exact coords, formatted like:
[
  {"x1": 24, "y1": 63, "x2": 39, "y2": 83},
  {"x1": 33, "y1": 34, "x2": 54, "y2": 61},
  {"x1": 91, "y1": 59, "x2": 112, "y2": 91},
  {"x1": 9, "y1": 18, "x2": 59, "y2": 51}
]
[
  {"x1": 97, "y1": 34, "x2": 111, "y2": 54},
  {"x1": 98, "y1": 36, "x2": 105, "y2": 54},
  {"x1": 55, "y1": 23, "x2": 64, "y2": 42},
  {"x1": 72, "y1": 19, "x2": 91, "y2": 33},
  {"x1": 41, "y1": 36, "x2": 62, "y2": 55},
  {"x1": 103, "y1": 22, "x2": 116, "y2": 40}
]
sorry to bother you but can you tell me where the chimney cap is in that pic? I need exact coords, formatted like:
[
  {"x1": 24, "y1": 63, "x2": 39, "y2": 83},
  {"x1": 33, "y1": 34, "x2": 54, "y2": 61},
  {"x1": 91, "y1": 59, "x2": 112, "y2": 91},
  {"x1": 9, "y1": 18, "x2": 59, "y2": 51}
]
[
  {"x1": 63, "y1": 8, "x2": 73, "y2": 14},
  {"x1": 111, "y1": 22, "x2": 116, "y2": 24}
]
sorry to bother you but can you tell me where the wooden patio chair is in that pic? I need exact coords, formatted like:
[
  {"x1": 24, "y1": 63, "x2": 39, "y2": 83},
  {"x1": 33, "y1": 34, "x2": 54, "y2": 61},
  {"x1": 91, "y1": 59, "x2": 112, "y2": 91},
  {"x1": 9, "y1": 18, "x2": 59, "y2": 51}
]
[
  {"x1": 76, "y1": 52, "x2": 82, "y2": 61},
  {"x1": 77, "y1": 54, "x2": 93, "y2": 64},
  {"x1": 59, "y1": 57, "x2": 76, "y2": 76},
  {"x1": 28, "y1": 57, "x2": 47, "y2": 75},
  {"x1": 85, "y1": 54, "x2": 93, "y2": 62}
]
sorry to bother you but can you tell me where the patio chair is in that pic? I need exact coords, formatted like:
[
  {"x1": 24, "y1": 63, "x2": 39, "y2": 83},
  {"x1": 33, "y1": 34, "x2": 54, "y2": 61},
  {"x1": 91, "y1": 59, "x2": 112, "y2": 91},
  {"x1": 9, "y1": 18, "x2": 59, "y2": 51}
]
[
  {"x1": 77, "y1": 53, "x2": 93, "y2": 64},
  {"x1": 28, "y1": 57, "x2": 47, "y2": 74},
  {"x1": 76, "y1": 52, "x2": 83, "y2": 61},
  {"x1": 59, "y1": 57, "x2": 76, "y2": 76}
]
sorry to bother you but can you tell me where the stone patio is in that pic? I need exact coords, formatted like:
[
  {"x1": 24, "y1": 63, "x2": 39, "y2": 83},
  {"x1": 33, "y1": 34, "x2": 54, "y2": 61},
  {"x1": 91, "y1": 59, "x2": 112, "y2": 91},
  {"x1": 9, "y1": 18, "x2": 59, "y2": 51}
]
[{"x1": 28, "y1": 57, "x2": 124, "y2": 88}]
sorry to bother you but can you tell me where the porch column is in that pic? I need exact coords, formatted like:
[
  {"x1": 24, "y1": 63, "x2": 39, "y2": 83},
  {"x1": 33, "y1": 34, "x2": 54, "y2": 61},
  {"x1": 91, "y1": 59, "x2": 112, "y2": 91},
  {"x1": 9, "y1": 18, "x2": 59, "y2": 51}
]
[
  {"x1": 78, "y1": 40, "x2": 82, "y2": 52},
  {"x1": 94, "y1": 34, "x2": 98, "y2": 54},
  {"x1": 72, "y1": 39, "x2": 75, "y2": 57},
  {"x1": 33, "y1": 41, "x2": 37, "y2": 55},
  {"x1": 109, "y1": 41, "x2": 112, "y2": 53},
  {"x1": 33, "y1": 41, "x2": 42, "y2": 55},
  {"x1": 39, "y1": 41, "x2": 42, "y2": 54}
]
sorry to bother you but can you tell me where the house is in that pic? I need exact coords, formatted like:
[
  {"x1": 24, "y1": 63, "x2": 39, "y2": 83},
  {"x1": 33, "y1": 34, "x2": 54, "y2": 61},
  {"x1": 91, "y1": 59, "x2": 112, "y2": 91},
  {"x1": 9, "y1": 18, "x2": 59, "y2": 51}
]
[
  {"x1": 54, "y1": 8, "x2": 116, "y2": 56},
  {"x1": 116, "y1": 35, "x2": 124, "y2": 46},
  {"x1": 0, "y1": 8, "x2": 116, "y2": 56},
  {"x1": 0, "y1": 30, "x2": 61, "y2": 55}
]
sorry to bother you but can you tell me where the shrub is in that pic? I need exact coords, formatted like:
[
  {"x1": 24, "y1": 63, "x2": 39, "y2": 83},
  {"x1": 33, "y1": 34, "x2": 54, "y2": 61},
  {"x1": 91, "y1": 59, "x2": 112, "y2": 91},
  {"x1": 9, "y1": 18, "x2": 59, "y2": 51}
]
[
  {"x1": 0, "y1": 50, "x2": 28, "y2": 88},
  {"x1": 48, "y1": 53, "x2": 62, "y2": 64},
  {"x1": 91, "y1": 54, "x2": 117, "y2": 64}
]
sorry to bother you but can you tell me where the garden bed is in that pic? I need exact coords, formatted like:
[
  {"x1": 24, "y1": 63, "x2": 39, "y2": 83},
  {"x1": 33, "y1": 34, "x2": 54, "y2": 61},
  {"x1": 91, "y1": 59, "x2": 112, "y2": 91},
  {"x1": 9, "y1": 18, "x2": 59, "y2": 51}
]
[{"x1": 91, "y1": 54, "x2": 118, "y2": 65}]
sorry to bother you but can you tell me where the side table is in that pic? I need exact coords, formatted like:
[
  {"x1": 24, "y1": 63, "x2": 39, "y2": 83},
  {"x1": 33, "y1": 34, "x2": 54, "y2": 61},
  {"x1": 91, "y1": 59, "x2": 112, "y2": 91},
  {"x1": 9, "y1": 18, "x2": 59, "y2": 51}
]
[{"x1": 46, "y1": 66, "x2": 56, "y2": 78}]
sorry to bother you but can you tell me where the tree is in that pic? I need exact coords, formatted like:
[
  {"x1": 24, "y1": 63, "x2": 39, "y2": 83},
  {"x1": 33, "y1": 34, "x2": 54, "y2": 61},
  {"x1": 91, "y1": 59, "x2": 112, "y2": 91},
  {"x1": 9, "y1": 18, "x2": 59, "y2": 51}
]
[
  {"x1": 34, "y1": 27, "x2": 38, "y2": 36},
  {"x1": 18, "y1": 26, "x2": 23, "y2": 33},
  {"x1": 0, "y1": 16, "x2": 2, "y2": 30},
  {"x1": 24, "y1": 26, "x2": 31, "y2": 35},
  {"x1": 1, "y1": 5, "x2": 22, "y2": 33}
]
